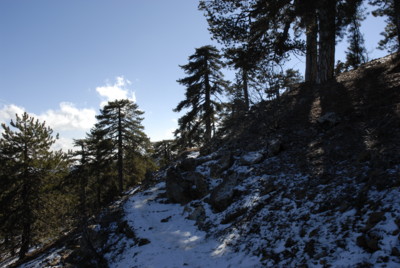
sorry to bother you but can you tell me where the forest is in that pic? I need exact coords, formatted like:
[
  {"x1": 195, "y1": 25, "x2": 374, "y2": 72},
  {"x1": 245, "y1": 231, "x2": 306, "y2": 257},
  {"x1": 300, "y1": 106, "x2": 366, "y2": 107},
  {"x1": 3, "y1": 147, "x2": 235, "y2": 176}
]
[{"x1": 1, "y1": 0, "x2": 400, "y2": 265}]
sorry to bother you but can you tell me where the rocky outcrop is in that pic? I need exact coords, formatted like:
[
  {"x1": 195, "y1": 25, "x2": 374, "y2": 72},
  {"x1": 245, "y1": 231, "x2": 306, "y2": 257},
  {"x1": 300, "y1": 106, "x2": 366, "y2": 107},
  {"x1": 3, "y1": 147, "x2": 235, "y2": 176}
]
[
  {"x1": 209, "y1": 175, "x2": 238, "y2": 212},
  {"x1": 166, "y1": 165, "x2": 209, "y2": 204}
]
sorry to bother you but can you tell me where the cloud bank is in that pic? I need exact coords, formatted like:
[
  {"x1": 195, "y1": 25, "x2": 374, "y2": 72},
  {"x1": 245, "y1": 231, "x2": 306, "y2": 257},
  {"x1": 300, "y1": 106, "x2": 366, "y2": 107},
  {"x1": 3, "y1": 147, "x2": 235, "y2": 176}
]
[
  {"x1": 0, "y1": 103, "x2": 97, "y2": 151},
  {"x1": 0, "y1": 76, "x2": 137, "y2": 151}
]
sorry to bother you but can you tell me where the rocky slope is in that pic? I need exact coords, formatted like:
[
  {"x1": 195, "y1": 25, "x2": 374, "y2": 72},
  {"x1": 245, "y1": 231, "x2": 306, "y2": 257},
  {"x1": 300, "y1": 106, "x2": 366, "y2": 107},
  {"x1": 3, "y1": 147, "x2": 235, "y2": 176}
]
[{"x1": 6, "y1": 53, "x2": 400, "y2": 267}]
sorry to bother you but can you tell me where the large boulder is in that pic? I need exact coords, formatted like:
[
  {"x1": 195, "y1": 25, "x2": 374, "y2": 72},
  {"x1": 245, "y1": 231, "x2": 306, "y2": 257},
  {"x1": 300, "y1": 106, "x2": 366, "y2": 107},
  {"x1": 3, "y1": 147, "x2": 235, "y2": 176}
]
[
  {"x1": 166, "y1": 166, "x2": 191, "y2": 204},
  {"x1": 209, "y1": 175, "x2": 238, "y2": 212},
  {"x1": 166, "y1": 166, "x2": 209, "y2": 204},
  {"x1": 187, "y1": 171, "x2": 209, "y2": 198}
]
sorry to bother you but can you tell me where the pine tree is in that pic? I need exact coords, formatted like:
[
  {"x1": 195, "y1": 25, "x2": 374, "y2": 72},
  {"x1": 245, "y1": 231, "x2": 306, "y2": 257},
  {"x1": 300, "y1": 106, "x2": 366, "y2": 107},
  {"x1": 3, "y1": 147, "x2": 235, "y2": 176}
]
[
  {"x1": 225, "y1": 46, "x2": 258, "y2": 110},
  {"x1": 345, "y1": 8, "x2": 368, "y2": 70},
  {"x1": 174, "y1": 45, "x2": 228, "y2": 146},
  {"x1": 86, "y1": 127, "x2": 115, "y2": 208},
  {"x1": 370, "y1": 0, "x2": 400, "y2": 52},
  {"x1": 152, "y1": 140, "x2": 176, "y2": 168},
  {"x1": 200, "y1": 0, "x2": 305, "y2": 81},
  {"x1": 200, "y1": 0, "x2": 364, "y2": 84},
  {"x1": 95, "y1": 99, "x2": 151, "y2": 193},
  {"x1": 0, "y1": 112, "x2": 68, "y2": 259}
]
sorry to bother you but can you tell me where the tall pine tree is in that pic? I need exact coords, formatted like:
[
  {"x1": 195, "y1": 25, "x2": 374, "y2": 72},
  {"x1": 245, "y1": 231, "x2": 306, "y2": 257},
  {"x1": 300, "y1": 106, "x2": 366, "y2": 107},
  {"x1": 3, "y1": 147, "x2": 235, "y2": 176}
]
[
  {"x1": 345, "y1": 7, "x2": 368, "y2": 69},
  {"x1": 95, "y1": 99, "x2": 151, "y2": 193},
  {"x1": 174, "y1": 45, "x2": 228, "y2": 146},
  {"x1": 0, "y1": 112, "x2": 68, "y2": 259},
  {"x1": 370, "y1": 0, "x2": 400, "y2": 52}
]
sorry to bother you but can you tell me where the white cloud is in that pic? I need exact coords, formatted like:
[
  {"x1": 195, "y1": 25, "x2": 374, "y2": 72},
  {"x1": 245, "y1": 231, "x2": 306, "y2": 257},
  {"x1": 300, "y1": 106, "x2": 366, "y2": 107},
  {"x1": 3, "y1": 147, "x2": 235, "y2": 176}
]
[
  {"x1": 96, "y1": 76, "x2": 136, "y2": 107},
  {"x1": 0, "y1": 75, "x2": 136, "y2": 151},
  {"x1": 37, "y1": 102, "x2": 96, "y2": 131},
  {"x1": 52, "y1": 136, "x2": 75, "y2": 152},
  {"x1": 0, "y1": 103, "x2": 96, "y2": 151},
  {"x1": 0, "y1": 104, "x2": 25, "y2": 123}
]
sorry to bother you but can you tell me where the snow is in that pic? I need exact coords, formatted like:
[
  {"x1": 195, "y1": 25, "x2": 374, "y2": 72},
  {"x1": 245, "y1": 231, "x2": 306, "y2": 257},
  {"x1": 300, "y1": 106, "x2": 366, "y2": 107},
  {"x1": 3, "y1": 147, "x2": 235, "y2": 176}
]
[
  {"x1": 106, "y1": 182, "x2": 263, "y2": 268},
  {"x1": 9, "y1": 148, "x2": 400, "y2": 267}
]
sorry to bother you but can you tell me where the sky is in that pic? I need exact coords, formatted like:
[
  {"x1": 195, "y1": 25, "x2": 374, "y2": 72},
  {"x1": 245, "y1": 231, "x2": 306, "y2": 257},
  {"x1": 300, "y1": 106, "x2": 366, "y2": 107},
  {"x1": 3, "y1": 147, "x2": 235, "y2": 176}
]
[{"x1": 0, "y1": 0, "x2": 389, "y2": 151}]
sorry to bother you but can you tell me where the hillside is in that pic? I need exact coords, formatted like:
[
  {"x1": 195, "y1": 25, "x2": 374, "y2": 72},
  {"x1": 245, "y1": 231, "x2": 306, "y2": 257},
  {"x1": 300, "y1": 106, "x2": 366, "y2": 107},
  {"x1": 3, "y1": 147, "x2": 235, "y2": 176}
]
[{"x1": 5, "y1": 53, "x2": 400, "y2": 267}]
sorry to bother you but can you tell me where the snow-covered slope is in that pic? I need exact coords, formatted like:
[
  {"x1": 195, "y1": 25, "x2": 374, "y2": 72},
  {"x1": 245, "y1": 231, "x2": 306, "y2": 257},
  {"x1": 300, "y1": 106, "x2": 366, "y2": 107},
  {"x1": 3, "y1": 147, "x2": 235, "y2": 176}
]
[
  {"x1": 105, "y1": 182, "x2": 261, "y2": 268},
  {"x1": 9, "y1": 53, "x2": 400, "y2": 268}
]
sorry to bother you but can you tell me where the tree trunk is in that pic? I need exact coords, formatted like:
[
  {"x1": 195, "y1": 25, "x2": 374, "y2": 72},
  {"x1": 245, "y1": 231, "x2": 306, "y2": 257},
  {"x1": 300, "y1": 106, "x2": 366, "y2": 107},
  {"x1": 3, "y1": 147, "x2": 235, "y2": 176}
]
[
  {"x1": 117, "y1": 107, "x2": 124, "y2": 193},
  {"x1": 305, "y1": 13, "x2": 318, "y2": 83},
  {"x1": 204, "y1": 59, "x2": 212, "y2": 143},
  {"x1": 318, "y1": 0, "x2": 336, "y2": 84},
  {"x1": 19, "y1": 182, "x2": 32, "y2": 259},
  {"x1": 96, "y1": 173, "x2": 101, "y2": 208},
  {"x1": 242, "y1": 68, "x2": 250, "y2": 110},
  {"x1": 19, "y1": 141, "x2": 31, "y2": 259}
]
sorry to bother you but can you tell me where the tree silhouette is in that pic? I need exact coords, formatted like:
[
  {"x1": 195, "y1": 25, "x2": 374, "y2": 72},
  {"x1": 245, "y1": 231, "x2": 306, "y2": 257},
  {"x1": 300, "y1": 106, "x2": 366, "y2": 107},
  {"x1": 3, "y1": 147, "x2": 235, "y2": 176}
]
[{"x1": 175, "y1": 45, "x2": 228, "y2": 145}]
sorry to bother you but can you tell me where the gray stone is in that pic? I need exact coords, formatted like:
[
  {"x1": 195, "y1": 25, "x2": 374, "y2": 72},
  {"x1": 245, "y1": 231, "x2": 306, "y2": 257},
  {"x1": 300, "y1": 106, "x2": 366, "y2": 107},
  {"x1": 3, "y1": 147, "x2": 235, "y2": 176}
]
[
  {"x1": 218, "y1": 151, "x2": 234, "y2": 171},
  {"x1": 179, "y1": 157, "x2": 197, "y2": 172},
  {"x1": 209, "y1": 175, "x2": 238, "y2": 212},
  {"x1": 186, "y1": 171, "x2": 209, "y2": 198},
  {"x1": 166, "y1": 166, "x2": 191, "y2": 204},
  {"x1": 268, "y1": 139, "x2": 282, "y2": 156},
  {"x1": 317, "y1": 112, "x2": 340, "y2": 125},
  {"x1": 187, "y1": 203, "x2": 206, "y2": 226},
  {"x1": 240, "y1": 151, "x2": 264, "y2": 165},
  {"x1": 166, "y1": 166, "x2": 209, "y2": 204}
]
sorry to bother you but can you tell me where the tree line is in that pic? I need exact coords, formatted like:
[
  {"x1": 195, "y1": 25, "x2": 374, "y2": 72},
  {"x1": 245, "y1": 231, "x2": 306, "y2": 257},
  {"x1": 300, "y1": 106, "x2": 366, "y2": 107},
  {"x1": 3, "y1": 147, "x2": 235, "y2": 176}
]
[
  {"x1": 172, "y1": 0, "x2": 400, "y2": 150},
  {"x1": 0, "y1": 99, "x2": 156, "y2": 260}
]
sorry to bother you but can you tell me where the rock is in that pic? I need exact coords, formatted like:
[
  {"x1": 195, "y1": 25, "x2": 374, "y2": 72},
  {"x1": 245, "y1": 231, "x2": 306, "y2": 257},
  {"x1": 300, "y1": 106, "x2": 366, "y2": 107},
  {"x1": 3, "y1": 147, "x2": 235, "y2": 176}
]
[
  {"x1": 240, "y1": 151, "x2": 264, "y2": 165},
  {"x1": 179, "y1": 157, "x2": 197, "y2": 172},
  {"x1": 209, "y1": 175, "x2": 238, "y2": 212},
  {"x1": 218, "y1": 151, "x2": 234, "y2": 171},
  {"x1": 304, "y1": 239, "x2": 315, "y2": 257},
  {"x1": 357, "y1": 234, "x2": 380, "y2": 252},
  {"x1": 117, "y1": 220, "x2": 136, "y2": 239},
  {"x1": 187, "y1": 203, "x2": 206, "y2": 227},
  {"x1": 138, "y1": 238, "x2": 151, "y2": 246},
  {"x1": 160, "y1": 216, "x2": 172, "y2": 223},
  {"x1": 86, "y1": 224, "x2": 109, "y2": 250},
  {"x1": 317, "y1": 112, "x2": 340, "y2": 125},
  {"x1": 268, "y1": 139, "x2": 282, "y2": 156},
  {"x1": 392, "y1": 247, "x2": 400, "y2": 257},
  {"x1": 166, "y1": 166, "x2": 209, "y2": 204},
  {"x1": 364, "y1": 212, "x2": 386, "y2": 231},
  {"x1": 166, "y1": 166, "x2": 191, "y2": 204},
  {"x1": 186, "y1": 171, "x2": 209, "y2": 198}
]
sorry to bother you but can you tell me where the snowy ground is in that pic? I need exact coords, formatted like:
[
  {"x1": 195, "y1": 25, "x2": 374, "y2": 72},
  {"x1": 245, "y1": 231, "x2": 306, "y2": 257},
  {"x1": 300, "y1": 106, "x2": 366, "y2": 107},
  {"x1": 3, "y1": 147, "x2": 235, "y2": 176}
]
[{"x1": 105, "y1": 182, "x2": 262, "y2": 268}]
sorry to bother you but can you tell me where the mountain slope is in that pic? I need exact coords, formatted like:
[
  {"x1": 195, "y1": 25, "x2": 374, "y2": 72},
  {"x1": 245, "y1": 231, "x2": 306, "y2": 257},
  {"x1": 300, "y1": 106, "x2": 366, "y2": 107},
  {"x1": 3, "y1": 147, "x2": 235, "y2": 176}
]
[{"x1": 7, "y1": 53, "x2": 400, "y2": 267}]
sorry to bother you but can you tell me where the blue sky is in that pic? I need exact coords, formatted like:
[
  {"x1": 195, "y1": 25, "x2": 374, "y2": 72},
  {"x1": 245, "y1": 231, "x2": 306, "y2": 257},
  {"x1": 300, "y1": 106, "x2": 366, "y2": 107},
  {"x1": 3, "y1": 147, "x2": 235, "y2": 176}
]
[{"x1": 0, "y1": 0, "x2": 388, "y2": 151}]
